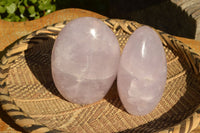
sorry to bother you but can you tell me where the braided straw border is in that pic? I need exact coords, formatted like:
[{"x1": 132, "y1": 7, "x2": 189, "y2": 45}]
[{"x1": 0, "y1": 19, "x2": 200, "y2": 133}]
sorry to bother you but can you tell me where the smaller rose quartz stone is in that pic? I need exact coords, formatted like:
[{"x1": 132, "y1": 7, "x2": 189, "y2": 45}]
[
  {"x1": 51, "y1": 17, "x2": 120, "y2": 104},
  {"x1": 117, "y1": 26, "x2": 167, "y2": 115}
]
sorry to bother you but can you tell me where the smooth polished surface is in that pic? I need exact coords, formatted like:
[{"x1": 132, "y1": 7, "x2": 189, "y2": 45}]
[
  {"x1": 117, "y1": 26, "x2": 167, "y2": 115},
  {"x1": 52, "y1": 17, "x2": 120, "y2": 104}
]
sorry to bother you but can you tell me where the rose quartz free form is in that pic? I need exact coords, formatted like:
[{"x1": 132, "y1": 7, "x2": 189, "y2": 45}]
[
  {"x1": 117, "y1": 26, "x2": 167, "y2": 115},
  {"x1": 51, "y1": 17, "x2": 120, "y2": 104}
]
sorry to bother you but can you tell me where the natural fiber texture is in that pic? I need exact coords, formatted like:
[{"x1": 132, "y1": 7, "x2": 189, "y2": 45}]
[{"x1": 0, "y1": 15, "x2": 200, "y2": 133}]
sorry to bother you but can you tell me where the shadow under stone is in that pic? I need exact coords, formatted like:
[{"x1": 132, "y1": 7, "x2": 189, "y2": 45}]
[
  {"x1": 24, "y1": 34, "x2": 65, "y2": 100},
  {"x1": 24, "y1": 33, "x2": 124, "y2": 110}
]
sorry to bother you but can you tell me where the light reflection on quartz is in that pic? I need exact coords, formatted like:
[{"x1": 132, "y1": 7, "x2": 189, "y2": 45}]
[
  {"x1": 90, "y1": 28, "x2": 97, "y2": 39},
  {"x1": 141, "y1": 41, "x2": 146, "y2": 58}
]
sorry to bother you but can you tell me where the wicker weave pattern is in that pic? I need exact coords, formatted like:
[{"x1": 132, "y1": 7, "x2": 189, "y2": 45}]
[{"x1": 0, "y1": 19, "x2": 200, "y2": 133}]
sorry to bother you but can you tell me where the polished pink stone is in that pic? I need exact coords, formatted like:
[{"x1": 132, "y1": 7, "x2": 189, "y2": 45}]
[
  {"x1": 51, "y1": 17, "x2": 120, "y2": 104},
  {"x1": 117, "y1": 26, "x2": 167, "y2": 115}
]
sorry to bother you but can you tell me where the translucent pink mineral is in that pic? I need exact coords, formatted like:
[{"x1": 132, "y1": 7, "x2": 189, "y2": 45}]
[
  {"x1": 51, "y1": 17, "x2": 120, "y2": 104},
  {"x1": 117, "y1": 26, "x2": 167, "y2": 115}
]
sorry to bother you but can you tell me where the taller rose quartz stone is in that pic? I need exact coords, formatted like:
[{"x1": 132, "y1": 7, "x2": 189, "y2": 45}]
[
  {"x1": 52, "y1": 17, "x2": 120, "y2": 104},
  {"x1": 117, "y1": 26, "x2": 167, "y2": 115}
]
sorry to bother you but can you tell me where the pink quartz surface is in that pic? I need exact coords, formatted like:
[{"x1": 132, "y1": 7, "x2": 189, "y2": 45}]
[
  {"x1": 52, "y1": 17, "x2": 120, "y2": 104},
  {"x1": 117, "y1": 26, "x2": 167, "y2": 115}
]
